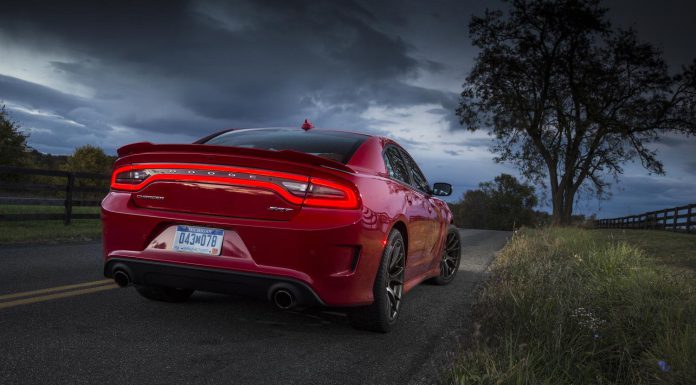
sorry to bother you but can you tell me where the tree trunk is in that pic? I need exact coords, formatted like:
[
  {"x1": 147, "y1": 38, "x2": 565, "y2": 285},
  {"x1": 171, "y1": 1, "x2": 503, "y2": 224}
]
[
  {"x1": 560, "y1": 189, "x2": 575, "y2": 225},
  {"x1": 550, "y1": 183, "x2": 577, "y2": 226},
  {"x1": 551, "y1": 191, "x2": 564, "y2": 226},
  {"x1": 547, "y1": 161, "x2": 564, "y2": 226}
]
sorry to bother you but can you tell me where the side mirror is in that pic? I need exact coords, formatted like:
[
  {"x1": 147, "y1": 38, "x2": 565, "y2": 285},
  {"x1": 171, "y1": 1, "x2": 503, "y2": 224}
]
[{"x1": 431, "y1": 182, "x2": 452, "y2": 197}]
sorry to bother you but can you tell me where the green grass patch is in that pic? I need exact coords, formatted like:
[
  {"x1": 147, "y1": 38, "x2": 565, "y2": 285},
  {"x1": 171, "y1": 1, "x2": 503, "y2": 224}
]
[
  {"x1": 0, "y1": 204, "x2": 100, "y2": 215},
  {"x1": 600, "y1": 230, "x2": 696, "y2": 273},
  {"x1": 450, "y1": 228, "x2": 696, "y2": 385},
  {"x1": 0, "y1": 219, "x2": 102, "y2": 244}
]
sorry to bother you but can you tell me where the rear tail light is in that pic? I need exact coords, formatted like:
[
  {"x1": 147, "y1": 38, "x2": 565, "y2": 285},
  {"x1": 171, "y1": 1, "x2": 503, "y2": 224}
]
[
  {"x1": 304, "y1": 178, "x2": 359, "y2": 209},
  {"x1": 280, "y1": 181, "x2": 309, "y2": 195},
  {"x1": 114, "y1": 169, "x2": 156, "y2": 185},
  {"x1": 111, "y1": 164, "x2": 360, "y2": 209}
]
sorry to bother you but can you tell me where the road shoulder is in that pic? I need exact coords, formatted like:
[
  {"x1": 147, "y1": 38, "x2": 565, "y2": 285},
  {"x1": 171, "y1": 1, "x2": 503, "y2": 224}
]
[{"x1": 407, "y1": 229, "x2": 510, "y2": 385}]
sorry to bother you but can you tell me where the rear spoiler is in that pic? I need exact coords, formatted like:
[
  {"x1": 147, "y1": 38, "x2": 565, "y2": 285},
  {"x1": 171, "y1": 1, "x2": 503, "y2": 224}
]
[{"x1": 116, "y1": 142, "x2": 355, "y2": 173}]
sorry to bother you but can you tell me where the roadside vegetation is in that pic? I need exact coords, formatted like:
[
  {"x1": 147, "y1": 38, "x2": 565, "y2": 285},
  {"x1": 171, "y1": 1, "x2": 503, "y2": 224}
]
[
  {"x1": 0, "y1": 206, "x2": 102, "y2": 244},
  {"x1": 0, "y1": 205, "x2": 100, "y2": 215},
  {"x1": 451, "y1": 228, "x2": 696, "y2": 384},
  {"x1": 0, "y1": 219, "x2": 101, "y2": 244},
  {"x1": 1, "y1": 106, "x2": 109, "y2": 245},
  {"x1": 448, "y1": 174, "x2": 538, "y2": 231},
  {"x1": 447, "y1": 174, "x2": 590, "y2": 231}
]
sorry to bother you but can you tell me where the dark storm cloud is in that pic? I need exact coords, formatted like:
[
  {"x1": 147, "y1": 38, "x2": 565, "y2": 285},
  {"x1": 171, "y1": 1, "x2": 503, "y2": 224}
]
[
  {"x1": 7, "y1": 109, "x2": 86, "y2": 154},
  {"x1": 595, "y1": 175, "x2": 696, "y2": 217},
  {"x1": 606, "y1": 0, "x2": 696, "y2": 71},
  {"x1": 0, "y1": 0, "x2": 694, "y2": 217},
  {"x1": 0, "y1": 0, "x2": 459, "y2": 144},
  {"x1": 453, "y1": 137, "x2": 494, "y2": 148},
  {"x1": 685, "y1": 161, "x2": 696, "y2": 176},
  {"x1": 655, "y1": 135, "x2": 694, "y2": 148},
  {"x1": 0, "y1": 75, "x2": 83, "y2": 114}
]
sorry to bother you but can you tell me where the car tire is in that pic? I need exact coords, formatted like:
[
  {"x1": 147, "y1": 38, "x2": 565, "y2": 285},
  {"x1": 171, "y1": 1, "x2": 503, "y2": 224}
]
[
  {"x1": 135, "y1": 285, "x2": 194, "y2": 303},
  {"x1": 432, "y1": 226, "x2": 461, "y2": 285},
  {"x1": 348, "y1": 229, "x2": 405, "y2": 333}
]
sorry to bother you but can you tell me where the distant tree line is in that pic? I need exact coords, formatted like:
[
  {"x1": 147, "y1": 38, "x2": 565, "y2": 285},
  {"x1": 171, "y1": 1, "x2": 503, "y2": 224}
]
[
  {"x1": 448, "y1": 173, "x2": 590, "y2": 230},
  {"x1": 0, "y1": 105, "x2": 115, "y2": 199},
  {"x1": 448, "y1": 174, "x2": 538, "y2": 230},
  {"x1": 0, "y1": 105, "x2": 115, "y2": 173}
]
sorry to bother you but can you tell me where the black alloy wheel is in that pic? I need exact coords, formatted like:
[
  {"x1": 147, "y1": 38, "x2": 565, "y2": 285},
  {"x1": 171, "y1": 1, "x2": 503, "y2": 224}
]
[
  {"x1": 385, "y1": 234, "x2": 405, "y2": 320},
  {"x1": 349, "y1": 229, "x2": 406, "y2": 332},
  {"x1": 432, "y1": 227, "x2": 461, "y2": 285}
]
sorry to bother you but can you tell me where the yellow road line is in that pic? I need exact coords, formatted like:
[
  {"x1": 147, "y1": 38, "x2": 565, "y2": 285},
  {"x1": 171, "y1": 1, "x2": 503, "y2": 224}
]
[
  {"x1": 0, "y1": 279, "x2": 113, "y2": 301},
  {"x1": 0, "y1": 284, "x2": 118, "y2": 310}
]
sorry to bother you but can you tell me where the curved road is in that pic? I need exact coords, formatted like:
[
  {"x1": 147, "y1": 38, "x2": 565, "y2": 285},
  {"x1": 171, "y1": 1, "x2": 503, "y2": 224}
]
[{"x1": 0, "y1": 229, "x2": 509, "y2": 385}]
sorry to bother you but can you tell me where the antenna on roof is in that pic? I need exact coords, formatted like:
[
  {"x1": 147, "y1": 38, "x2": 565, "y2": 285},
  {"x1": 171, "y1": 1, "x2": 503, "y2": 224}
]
[{"x1": 301, "y1": 119, "x2": 314, "y2": 131}]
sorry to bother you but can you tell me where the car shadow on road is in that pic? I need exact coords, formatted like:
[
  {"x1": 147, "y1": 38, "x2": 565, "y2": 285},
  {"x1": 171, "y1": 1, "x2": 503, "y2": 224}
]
[{"x1": 166, "y1": 291, "x2": 358, "y2": 333}]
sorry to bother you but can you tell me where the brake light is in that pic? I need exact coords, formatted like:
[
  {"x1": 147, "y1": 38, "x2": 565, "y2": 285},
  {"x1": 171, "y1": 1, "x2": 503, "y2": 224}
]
[{"x1": 111, "y1": 164, "x2": 360, "y2": 209}]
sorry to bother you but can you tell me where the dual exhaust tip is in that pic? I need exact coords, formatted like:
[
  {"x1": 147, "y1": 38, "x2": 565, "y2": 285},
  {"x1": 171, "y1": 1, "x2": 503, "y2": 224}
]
[
  {"x1": 112, "y1": 269, "x2": 297, "y2": 310},
  {"x1": 271, "y1": 289, "x2": 296, "y2": 310},
  {"x1": 113, "y1": 270, "x2": 130, "y2": 288}
]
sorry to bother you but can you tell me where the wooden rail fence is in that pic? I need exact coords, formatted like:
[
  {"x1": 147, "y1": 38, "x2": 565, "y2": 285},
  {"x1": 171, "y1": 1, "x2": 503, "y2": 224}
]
[
  {"x1": 0, "y1": 166, "x2": 109, "y2": 224},
  {"x1": 595, "y1": 203, "x2": 696, "y2": 233}
]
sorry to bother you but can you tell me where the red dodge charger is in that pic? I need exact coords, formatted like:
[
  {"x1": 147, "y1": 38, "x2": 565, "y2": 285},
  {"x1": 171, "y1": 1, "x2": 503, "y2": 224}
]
[{"x1": 101, "y1": 124, "x2": 461, "y2": 332}]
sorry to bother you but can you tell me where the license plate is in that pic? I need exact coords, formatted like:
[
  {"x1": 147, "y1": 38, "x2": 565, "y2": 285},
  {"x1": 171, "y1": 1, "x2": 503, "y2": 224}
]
[{"x1": 172, "y1": 225, "x2": 224, "y2": 255}]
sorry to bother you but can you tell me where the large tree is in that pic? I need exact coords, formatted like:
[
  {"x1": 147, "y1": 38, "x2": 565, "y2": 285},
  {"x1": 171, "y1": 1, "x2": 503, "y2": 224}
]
[{"x1": 457, "y1": 0, "x2": 696, "y2": 225}]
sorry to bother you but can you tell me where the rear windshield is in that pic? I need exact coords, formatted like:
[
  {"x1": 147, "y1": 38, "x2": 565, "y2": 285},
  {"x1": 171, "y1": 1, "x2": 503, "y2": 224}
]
[{"x1": 204, "y1": 129, "x2": 367, "y2": 164}]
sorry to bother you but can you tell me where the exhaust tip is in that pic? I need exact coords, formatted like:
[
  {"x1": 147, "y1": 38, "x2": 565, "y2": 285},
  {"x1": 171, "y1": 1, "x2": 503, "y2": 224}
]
[
  {"x1": 272, "y1": 289, "x2": 295, "y2": 310},
  {"x1": 113, "y1": 270, "x2": 130, "y2": 288}
]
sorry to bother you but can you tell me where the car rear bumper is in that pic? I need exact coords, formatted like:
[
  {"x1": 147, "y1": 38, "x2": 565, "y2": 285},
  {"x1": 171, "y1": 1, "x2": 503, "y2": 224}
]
[
  {"x1": 104, "y1": 258, "x2": 325, "y2": 307},
  {"x1": 102, "y1": 192, "x2": 387, "y2": 307}
]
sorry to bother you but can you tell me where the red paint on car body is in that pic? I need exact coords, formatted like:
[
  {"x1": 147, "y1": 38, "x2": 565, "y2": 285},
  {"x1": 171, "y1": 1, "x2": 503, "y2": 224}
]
[{"x1": 101, "y1": 128, "x2": 453, "y2": 307}]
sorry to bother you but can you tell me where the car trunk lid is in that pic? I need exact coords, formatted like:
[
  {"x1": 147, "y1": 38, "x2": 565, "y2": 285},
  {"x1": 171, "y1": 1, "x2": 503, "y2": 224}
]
[{"x1": 112, "y1": 143, "x2": 357, "y2": 221}]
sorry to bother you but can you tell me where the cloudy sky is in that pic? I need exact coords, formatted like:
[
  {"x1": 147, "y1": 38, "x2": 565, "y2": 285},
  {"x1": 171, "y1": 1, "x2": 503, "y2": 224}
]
[{"x1": 1, "y1": 0, "x2": 695, "y2": 217}]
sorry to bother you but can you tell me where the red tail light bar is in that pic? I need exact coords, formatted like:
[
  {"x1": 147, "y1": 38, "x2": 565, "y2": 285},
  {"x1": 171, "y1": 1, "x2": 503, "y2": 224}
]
[{"x1": 111, "y1": 163, "x2": 359, "y2": 209}]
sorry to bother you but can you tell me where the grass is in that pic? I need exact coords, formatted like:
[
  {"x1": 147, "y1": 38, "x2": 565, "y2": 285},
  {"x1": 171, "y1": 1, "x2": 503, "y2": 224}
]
[
  {"x1": 0, "y1": 204, "x2": 100, "y2": 215},
  {"x1": 601, "y1": 230, "x2": 696, "y2": 272},
  {"x1": 0, "y1": 204, "x2": 102, "y2": 244},
  {"x1": 450, "y1": 228, "x2": 696, "y2": 385},
  {"x1": 0, "y1": 219, "x2": 102, "y2": 245}
]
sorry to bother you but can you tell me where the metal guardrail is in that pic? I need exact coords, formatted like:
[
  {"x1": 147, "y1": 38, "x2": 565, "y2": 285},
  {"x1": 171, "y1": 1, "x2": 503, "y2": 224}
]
[{"x1": 0, "y1": 166, "x2": 109, "y2": 224}]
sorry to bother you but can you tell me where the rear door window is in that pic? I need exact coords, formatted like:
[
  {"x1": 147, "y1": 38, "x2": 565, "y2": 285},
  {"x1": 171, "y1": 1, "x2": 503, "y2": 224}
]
[
  {"x1": 399, "y1": 149, "x2": 430, "y2": 194},
  {"x1": 383, "y1": 146, "x2": 411, "y2": 184}
]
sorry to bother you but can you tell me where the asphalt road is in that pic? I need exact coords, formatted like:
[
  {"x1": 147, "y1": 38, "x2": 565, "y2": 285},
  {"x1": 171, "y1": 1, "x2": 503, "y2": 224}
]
[{"x1": 0, "y1": 229, "x2": 510, "y2": 385}]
